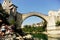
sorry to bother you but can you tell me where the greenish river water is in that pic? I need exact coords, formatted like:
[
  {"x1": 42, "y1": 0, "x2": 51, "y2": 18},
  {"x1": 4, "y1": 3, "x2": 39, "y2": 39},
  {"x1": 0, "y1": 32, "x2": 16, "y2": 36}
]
[{"x1": 31, "y1": 33, "x2": 48, "y2": 40}]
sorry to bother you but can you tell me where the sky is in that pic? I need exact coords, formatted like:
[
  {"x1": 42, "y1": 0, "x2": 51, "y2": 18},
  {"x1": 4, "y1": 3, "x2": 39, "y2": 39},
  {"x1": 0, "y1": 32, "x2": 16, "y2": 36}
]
[{"x1": 0, "y1": 0, "x2": 60, "y2": 26}]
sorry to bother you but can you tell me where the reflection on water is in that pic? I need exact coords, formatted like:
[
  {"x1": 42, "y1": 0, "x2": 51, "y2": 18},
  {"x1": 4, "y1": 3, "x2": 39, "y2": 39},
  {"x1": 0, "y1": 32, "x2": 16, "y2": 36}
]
[{"x1": 31, "y1": 33, "x2": 48, "y2": 40}]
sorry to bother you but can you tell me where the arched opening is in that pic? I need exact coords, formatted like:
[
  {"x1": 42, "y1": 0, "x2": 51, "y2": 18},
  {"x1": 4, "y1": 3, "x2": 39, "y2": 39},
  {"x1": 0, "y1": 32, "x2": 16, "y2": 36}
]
[
  {"x1": 22, "y1": 16, "x2": 43, "y2": 27},
  {"x1": 21, "y1": 12, "x2": 48, "y2": 29},
  {"x1": 22, "y1": 16, "x2": 47, "y2": 26}
]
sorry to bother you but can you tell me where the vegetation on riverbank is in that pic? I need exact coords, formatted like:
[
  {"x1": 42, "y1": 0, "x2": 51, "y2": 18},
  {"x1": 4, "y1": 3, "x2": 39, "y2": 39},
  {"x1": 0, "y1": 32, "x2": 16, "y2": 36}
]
[{"x1": 22, "y1": 23, "x2": 47, "y2": 33}]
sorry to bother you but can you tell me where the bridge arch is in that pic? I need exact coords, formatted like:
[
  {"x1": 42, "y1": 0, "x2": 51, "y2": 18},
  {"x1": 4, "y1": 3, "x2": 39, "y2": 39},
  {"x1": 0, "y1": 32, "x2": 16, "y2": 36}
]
[
  {"x1": 21, "y1": 12, "x2": 48, "y2": 28},
  {"x1": 22, "y1": 12, "x2": 48, "y2": 23}
]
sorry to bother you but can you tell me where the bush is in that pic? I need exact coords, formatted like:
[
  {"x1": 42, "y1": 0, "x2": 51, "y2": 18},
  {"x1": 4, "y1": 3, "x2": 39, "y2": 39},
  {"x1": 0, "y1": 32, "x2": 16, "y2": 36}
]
[
  {"x1": 9, "y1": 19, "x2": 15, "y2": 25},
  {"x1": 56, "y1": 21, "x2": 60, "y2": 26},
  {"x1": 22, "y1": 26, "x2": 45, "y2": 33}
]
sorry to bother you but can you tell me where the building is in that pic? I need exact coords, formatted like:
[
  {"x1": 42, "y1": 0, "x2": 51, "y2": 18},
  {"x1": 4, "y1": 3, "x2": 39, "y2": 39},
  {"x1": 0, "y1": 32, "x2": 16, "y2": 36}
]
[{"x1": 31, "y1": 20, "x2": 45, "y2": 27}]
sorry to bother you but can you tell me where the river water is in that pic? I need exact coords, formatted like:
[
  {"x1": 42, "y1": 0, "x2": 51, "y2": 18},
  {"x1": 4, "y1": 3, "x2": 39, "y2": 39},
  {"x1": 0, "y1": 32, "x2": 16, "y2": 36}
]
[{"x1": 31, "y1": 33, "x2": 48, "y2": 40}]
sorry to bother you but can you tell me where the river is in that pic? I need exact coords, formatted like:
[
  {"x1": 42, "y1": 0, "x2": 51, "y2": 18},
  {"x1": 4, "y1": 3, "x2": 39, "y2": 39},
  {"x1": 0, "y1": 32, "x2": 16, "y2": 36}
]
[{"x1": 31, "y1": 33, "x2": 48, "y2": 40}]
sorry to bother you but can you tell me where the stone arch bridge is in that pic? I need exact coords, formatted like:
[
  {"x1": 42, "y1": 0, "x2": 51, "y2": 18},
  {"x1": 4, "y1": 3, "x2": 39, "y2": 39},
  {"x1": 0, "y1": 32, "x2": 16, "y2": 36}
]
[
  {"x1": 16, "y1": 11, "x2": 57, "y2": 34},
  {"x1": 17, "y1": 12, "x2": 48, "y2": 28}
]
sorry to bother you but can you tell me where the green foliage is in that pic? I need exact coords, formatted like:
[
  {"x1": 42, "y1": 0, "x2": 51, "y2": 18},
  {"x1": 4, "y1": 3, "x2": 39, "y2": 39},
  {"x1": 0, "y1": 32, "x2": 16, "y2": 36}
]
[
  {"x1": 22, "y1": 21, "x2": 47, "y2": 33},
  {"x1": 31, "y1": 33, "x2": 48, "y2": 40},
  {"x1": 22, "y1": 26, "x2": 45, "y2": 33},
  {"x1": 24, "y1": 25, "x2": 31, "y2": 28},
  {"x1": 9, "y1": 19, "x2": 15, "y2": 25},
  {"x1": 56, "y1": 21, "x2": 60, "y2": 26}
]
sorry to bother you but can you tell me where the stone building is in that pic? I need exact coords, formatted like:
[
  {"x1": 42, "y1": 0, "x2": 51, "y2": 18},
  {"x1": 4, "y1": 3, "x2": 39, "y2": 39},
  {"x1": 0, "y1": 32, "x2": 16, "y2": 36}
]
[{"x1": 31, "y1": 20, "x2": 45, "y2": 27}]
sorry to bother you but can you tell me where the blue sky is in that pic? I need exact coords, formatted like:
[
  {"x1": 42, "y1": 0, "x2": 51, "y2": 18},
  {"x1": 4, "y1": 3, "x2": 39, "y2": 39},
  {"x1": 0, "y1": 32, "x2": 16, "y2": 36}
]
[{"x1": 0, "y1": 0, "x2": 60, "y2": 26}]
